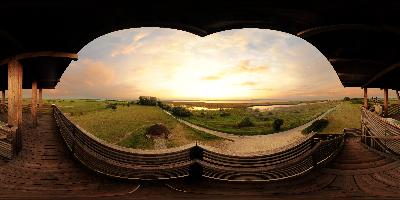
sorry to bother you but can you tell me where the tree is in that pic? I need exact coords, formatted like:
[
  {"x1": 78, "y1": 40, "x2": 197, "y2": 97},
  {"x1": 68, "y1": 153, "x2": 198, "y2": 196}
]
[
  {"x1": 273, "y1": 118, "x2": 284, "y2": 131},
  {"x1": 138, "y1": 96, "x2": 157, "y2": 106},
  {"x1": 171, "y1": 106, "x2": 192, "y2": 117}
]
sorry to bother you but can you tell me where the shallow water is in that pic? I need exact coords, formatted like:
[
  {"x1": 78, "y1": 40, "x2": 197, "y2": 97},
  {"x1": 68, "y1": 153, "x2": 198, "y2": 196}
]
[
  {"x1": 188, "y1": 106, "x2": 224, "y2": 111},
  {"x1": 249, "y1": 105, "x2": 295, "y2": 111}
]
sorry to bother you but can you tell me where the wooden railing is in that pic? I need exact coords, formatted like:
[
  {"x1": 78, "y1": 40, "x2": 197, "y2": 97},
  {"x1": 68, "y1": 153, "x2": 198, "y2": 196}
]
[
  {"x1": 0, "y1": 124, "x2": 21, "y2": 159},
  {"x1": 53, "y1": 105, "x2": 344, "y2": 181},
  {"x1": 53, "y1": 106, "x2": 195, "y2": 180},
  {"x1": 198, "y1": 134, "x2": 343, "y2": 181},
  {"x1": 388, "y1": 104, "x2": 400, "y2": 116},
  {"x1": 361, "y1": 107, "x2": 400, "y2": 155}
]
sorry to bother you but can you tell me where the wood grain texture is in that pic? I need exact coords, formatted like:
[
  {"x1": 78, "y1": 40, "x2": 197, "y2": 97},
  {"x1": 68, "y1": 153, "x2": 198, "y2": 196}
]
[{"x1": 7, "y1": 59, "x2": 23, "y2": 127}]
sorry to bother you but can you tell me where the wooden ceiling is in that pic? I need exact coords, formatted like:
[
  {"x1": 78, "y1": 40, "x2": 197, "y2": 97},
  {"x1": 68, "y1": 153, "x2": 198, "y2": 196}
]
[{"x1": 1, "y1": 0, "x2": 399, "y2": 90}]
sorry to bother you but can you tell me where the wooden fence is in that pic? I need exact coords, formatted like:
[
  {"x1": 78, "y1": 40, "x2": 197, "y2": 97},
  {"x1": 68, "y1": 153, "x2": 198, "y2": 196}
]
[
  {"x1": 53, "y1": 105, "x2": 344, "y2": 181},
  {"x1": 361, "y1": 107, "x2": 400, "y2": 155}
]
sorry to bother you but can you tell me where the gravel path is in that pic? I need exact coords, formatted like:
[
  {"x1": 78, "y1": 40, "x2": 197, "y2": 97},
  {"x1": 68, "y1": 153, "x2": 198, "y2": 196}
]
[{"x1": 166, "y1": 104, "x2": 340, "y2": 154}]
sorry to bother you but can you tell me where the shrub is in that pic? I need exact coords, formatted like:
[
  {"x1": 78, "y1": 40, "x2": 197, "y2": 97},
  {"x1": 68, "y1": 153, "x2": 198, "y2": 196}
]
[
  {"x1": 171, "y1": 106, "x2": 192, "y2": 117},
  {"x1": 220, "y1": 111, "x2": 230, "y2": 117},
  {"x1": 105, "y1": 103, "x2": 117, "y2": 111},
  {"x1": 350, "y1": 98, "x2": 363, "y2": 104},
  {"x1": 260, "y1": 116, "x2": 269, "y2": 121},
  {"x1": 273, "y1": 118, "x2": 284, "y2": 131},
  {"x1": 237, "y1": 117, "x2": 254, "y2": 128},
  {"x1": 158, "y1": 101, "x2": 172, "y2": 111},
  {"x1": 127, "y1": 101, "x2": 136, "y2": 107},
  {"x1": 343, "y1": 97, "x2": 351, "y2": 101},
  {"x1": 302, "y1": 119, "x2": 329, "y2": 134}
]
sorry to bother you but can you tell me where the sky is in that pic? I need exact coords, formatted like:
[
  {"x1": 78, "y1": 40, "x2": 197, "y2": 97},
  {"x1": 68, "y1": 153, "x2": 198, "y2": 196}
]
[{"x1": 42, "y1": 27, "x2": 395, "y2": 100}]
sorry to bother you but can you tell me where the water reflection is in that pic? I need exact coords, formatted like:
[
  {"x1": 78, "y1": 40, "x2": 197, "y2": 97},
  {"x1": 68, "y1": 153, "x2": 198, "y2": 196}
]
[{"x1": 249, "y1": 105, "x2": 295, "y2": 111}]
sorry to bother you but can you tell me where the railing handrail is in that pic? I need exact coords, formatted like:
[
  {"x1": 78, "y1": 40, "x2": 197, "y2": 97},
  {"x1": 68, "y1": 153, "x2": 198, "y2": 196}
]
[
  {"x1": 53, "y1": 104, "x2": 344, "y2": 181},
  {"x1": 363, "y1": 106, "x2": 400, "y2": 131},
  {"x1": 361, "y1": 107, "x2": 400, "y2": 156}
]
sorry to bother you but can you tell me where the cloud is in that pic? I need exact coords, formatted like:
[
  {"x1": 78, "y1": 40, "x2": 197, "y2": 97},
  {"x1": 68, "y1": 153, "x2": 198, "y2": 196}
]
[
  {"x1": 49, "y1": 27, "x2": 388, "y2": 100},
  {"x1": 110, "y1": 31, "x2": 151, "y2": 57},
  {"x1": 201, "y1": 60, "x2": 269, "y2": 81},
  {"x1": 202, "y1": 75, "x2": 222, "y2": 81},
  {"x1": 51, "y1": 59, "x2": 140, "y2": 99},
  {"x1": 240, "y1": 81, "x2": 258, "y2": 86},
  {"x1": 236, "y1": 60, "x2": 268, "y2": 73}
]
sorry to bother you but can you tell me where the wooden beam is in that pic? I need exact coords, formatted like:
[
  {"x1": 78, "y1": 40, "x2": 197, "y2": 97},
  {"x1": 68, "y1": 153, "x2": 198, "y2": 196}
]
[
  {"x1": 297, "y1": 24, "x2": 400, "y2": 38},
  {"x1": 383, "y1": 88, "x2": 389, "y2": 117},
  {"x1": 0, "y1": 51, "x2": 78, "y2": 66},
  {"x1": 363, "y1": 88, "x2": 368, "y2": 108},
  {"x1": 31, "y1": 81, "x2": 38, "y2": 127},
  {"x1": 8, "y1": 59, "x2": 23, "y2": 127},
  {"x1": 1, "y1": 90, "x2": 5, "y2": 113},
  {"x1": 328, "y1": 58, "x2": 384, "y2": 65},
  {"x1": 364, "y1": 63, "x2": 400, "y2": 87},
  {"x1": 39, "y1": 88, "x2": 43, "y2": 109}
]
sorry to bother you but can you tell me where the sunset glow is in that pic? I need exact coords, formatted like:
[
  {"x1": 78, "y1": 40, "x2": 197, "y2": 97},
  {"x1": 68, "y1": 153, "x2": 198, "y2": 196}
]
[{"x1": 47, "y1": 27, "x2": 390, "y2": 100}]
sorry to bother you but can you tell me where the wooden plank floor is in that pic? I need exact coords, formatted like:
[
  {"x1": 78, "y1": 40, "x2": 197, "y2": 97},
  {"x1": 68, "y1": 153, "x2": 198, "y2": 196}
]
[{"x1": 0, "y1": 107, "x2": 400, "y2": 199}]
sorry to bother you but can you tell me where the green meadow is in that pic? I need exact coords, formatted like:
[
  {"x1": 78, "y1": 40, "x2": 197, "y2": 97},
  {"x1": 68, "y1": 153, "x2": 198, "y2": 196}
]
[
  {"x1": 183, "y1": 101, "x2": 340, "y2": 136},
  {"x1": 51, "y1": 99, "x2": 222, "y2": 149}
]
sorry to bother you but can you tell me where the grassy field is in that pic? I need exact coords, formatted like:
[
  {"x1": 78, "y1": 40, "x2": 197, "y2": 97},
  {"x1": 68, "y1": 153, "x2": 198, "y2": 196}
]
[
  {"x1": 320, "y1": 101, "x2": 362, "y2": 134},
  {"x1": 54, "y1": 99, "x2": 222, "y2": 149},
  {"x1": 183, "y1": 101, "x2": 339, "y2": 136}
]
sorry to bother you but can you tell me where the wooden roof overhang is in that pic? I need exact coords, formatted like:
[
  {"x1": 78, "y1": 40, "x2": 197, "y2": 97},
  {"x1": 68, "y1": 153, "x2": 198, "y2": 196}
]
[{"x1": 0, "y1": 0, "x2": 399, "y2": 90}]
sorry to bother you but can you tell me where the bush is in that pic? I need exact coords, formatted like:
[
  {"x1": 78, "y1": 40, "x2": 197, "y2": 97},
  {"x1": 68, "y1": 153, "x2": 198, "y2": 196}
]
[
  {"x1": 105, "y1": 103, "x2": 117, "y2": 111},
  {"x1": 158, "y1": 101, "x2": 172, "y2": 111},
  {"x1": 273, "y1": 118, "x2": 284, "y2": 131},
  {"x1": 343, "y1": 97, "x2": 351, "y2": 101},
  {"x1": 220, "y1": 111, "x2": 230, "y2": 117},
  {"x1": 302, "y1": 119, "x2": 329, "y2": 134},
  {"x1": 171, "y1": 106, "x2": 192, "y2": 117},
  {"x1": 127, "y1": 101, "x2": 136, "y2": 107},
  {"x1": 237, "y1": 117, "x2": 254, "y2": 128},
  {"x1": 350, "y1": 98, "x2": 363, "y2": 104}
]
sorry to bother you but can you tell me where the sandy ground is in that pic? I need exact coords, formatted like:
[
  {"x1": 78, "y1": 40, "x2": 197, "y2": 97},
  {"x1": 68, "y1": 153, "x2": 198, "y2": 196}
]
[{"x1": 170, "y1": 105, "x2": 340, "y2": 154}]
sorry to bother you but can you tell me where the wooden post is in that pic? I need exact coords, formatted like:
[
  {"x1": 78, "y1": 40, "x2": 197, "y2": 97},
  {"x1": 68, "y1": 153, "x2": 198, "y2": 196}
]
[
  {"x1": 363, "y1": 88, "x2": 368, "y2": 108},
  {"x1": 31, "y1": 81, "x2": 38, "y2": 127},
  {"x1": 1, "y1": 90, "x2": 5, "y2": 107},
  {"x1": 8, "y1": 59, "x2": 23, "y2": 127},
  {"x1": 38, "y1": 88, "x2": 43, "y2": 109},
  {"x1": 383, "y1": 88, "x2": 389, "y2": 117}
]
